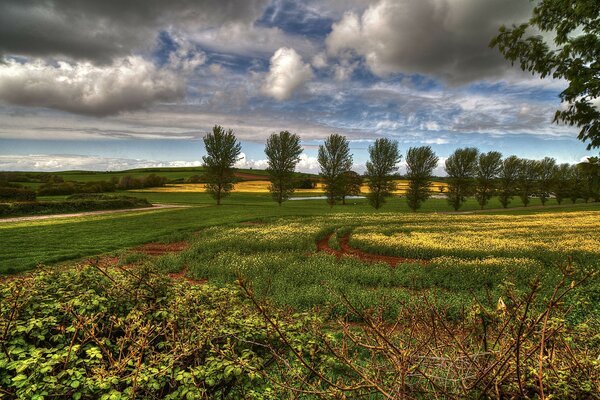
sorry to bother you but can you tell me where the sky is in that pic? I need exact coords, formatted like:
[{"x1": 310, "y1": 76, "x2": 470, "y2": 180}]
[{"x1": 0, "y1": 0, "x2": 597, "y2": 174}]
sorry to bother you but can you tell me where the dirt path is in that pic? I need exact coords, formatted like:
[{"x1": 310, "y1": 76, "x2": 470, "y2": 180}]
[
  {"x1": 441, "y1": 202, "x2": 598, "y2": 215},
  {"x1": 0, "y1": 203, "x2": 191, "y2": 224},
  {"x1": 317, "y1": 232, "x2": 427, "y2": 267}
]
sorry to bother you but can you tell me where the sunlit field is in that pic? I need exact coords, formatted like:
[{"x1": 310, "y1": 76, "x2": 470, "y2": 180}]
[{"x1": 130, "y1": 179, "x2": 449, "y2": 194}]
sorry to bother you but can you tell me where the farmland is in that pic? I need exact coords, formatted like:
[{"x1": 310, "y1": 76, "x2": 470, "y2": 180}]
[{"x1": 1, "y1": 169, "x2": 599, "y2": 398}]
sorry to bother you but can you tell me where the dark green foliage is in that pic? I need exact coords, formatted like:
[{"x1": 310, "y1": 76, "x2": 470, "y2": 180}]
[
  {"x1": 570, "y1": 164, "x2": 586, "y2": 203},
  {"x1": 578, "y1": 156, "x2": 600, "y2": 202},
  {"x1": 292, "y1": 178, "x2": 317, "y2": 189},
  {"x1": 318, "y1": 134, "x2": 353, "y2": 206},
  {"x1": 491, "y1": 0, "x2": 600, "y2": 149},
  {"x1": 0, "y1": 196, "x2": 150, "y2": 217},
  {"x1": 445, "y1": 147, "x2": 479, "y2": 211},
  {"x1": 365, "y1": 138, "x2": 401, "y2": 209},
  {"x1": 475, "y1": 151, "x2": 503, "y2": 209},
  {"x1": 186, "y1": 174, "x2": 204, "y2": 183},
  {"x1": 517, "y1": 159, "x2": 540, "y2": 206},
  {"x1": 265, "y1": 131, "x2": 303, "y2": 205},
  {"x1": 537, "y1": 157, "x2": 558, "y2": 205},
  {"x1": 341, "y1": 171, "x2": 362, "y2": 204},
  {"x1": 0, "y1": 266, "x2": 322, "y2": 399},
  {"x1": 553, "y1": 163, "x2": 573, "y2": 204},
  {"x1": 202, "y1": 125, "x2": 242, "y2": 205},
  {"x1": 38, "y1": 179, "x2": 119, "y2": 196},
  {"x1": 405, "y1": 146, "x2": 439, "y2": 211},
  {"x1": 0, "y1": 186, "x2": 36, "y2": 201},
  {"x1": 117, "y1": 174, "x2": 167, "y2": 190},
  {"x1": 498, "y1": 155, "x2": 521, "y2": 208}
]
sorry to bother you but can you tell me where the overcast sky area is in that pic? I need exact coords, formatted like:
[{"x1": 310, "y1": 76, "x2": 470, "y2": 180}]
[{"x1": 0, "y1": 0, "x2": 596, "y2": 174}]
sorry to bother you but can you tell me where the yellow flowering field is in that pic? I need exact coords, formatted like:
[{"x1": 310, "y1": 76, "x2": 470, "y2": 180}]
[
  {"x1": 131, "y1": 179, "x2": 448, "y2": 194},
  {"x1": 348, "y1": 211, "x2": 600, "y2": 260}
]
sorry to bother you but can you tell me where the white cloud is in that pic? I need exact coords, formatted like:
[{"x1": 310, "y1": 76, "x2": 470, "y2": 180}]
[
  {"x1": 262, "y1": 47, "x2": 314, "y2": 101},
  {"x1": 0, "y1": 56, "x2": 185, "y2": 116},
  {"x1": 423, "y1": 137, "x2": 449, "y2": 145},
  {"x1": 325, "y1": 0, "x2": 532, "y2": 84},
  {"x1": 311, "y1": 52, "x2": 328, "y2": 69},
  {"x1": 297, "y1": 153, "x2": 320, "y2": 172},
  {"x1": 0, "y1": 154, "x2": 202, "y2": 171},
  {"x1": 191, "y1": 23, "x2": 317, "y2": 59},
  {"x1": 234, "y1": 153, "x2": 270, "y2": 170},
  {"x1": 234, "y1": 152, "x2": 319, "y2": 173}
]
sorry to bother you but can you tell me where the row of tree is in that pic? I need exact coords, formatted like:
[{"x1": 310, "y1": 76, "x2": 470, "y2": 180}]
[
  {"x1": 201, "y1": 125, "x2": 600, "y2": 210},
  {"x1": 445, "y1": 148, "x2": 600, "y2": 210}
]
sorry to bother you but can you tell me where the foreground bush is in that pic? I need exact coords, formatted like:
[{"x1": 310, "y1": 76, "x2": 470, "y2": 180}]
[
  {"x1": 1, "y1": 260, "x2": 598, "y2": 399},
  {"x1": 0, "y1": 266, "x2": 324, "y2": 399},
  {"x1": 0, "y1": 196, "x2": 151, "y2": 217}
]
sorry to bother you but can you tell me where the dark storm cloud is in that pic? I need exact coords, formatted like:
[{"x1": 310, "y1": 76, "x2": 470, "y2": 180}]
[
  {"x1": 326, "y1": 0, "x2": 534, "y2": 84},
  {"x1": 0, "y1": 0, "x2": 270, "y2": 62}
]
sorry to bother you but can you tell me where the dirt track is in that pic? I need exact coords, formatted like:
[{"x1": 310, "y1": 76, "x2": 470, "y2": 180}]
[
  {"x1": 0, "y1": 203, "x2": 190, "y2": 224},
  {"x1": 317, "y1": 232, "x2": 427, "y2": 267}
]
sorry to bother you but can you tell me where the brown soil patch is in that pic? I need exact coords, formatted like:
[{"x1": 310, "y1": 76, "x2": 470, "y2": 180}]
[
  {"x1": 168, "y1": 268, "x2": 207, "y2": 286},
  {"x1": 317, "y1": 233, "x2": 427, "y2": 267},
  {"x1": 83, "y1": 256, "x2": 121, "y2": 268},
  {"x1": 134, "y1": 241, "x2": 189, "y2": 256},
  {"x1": 234, "y1": 172, "x2": 269, "y2": 181}
]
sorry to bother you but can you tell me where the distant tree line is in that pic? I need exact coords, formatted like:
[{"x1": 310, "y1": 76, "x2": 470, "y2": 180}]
[
  {"x1": 201, "y1": 125, "x2": 600, "y2": 210},
  {"x1": 0, "y1": 172, "x2": 170, "y2": 201},
  {"x1": 444, "y1": 148, "x2": 600, "y2": 210}
]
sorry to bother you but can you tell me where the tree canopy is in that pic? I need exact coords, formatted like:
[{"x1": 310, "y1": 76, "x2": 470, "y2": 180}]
[
  {"x1": 202, "y1": 125, "x2": 242, "y2": 205},
  {"x1": 405, "y1": 146, "x2": 438, "y2": 211},
  {"x1": 365, "y1": 138, "x2": 401, "y2": 210},
  {"x1": 265, "y1": 131, "x2": 303, "y2": 205},
  {"x1": 491, "y1": 0, "x2": 600, "y2": 149},
  {"x1": 318, "y1": 134, "x2": 353, "y2": 206}
]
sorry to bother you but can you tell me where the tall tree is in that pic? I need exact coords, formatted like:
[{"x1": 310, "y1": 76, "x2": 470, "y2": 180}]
[
  {"x1": 516, "y1": 159, "x2": 539, "y2": 207},
  {"x1": 537, "y1": 157, "x2": 558, "y2": 205},
  {"x1": 569, "y1": 164, "x2": 585, "y2": 203},
  {"x1": 318, "y1": 134, "x2": 353, "y2": 207},
  {"x1": 445, "y1": 147, "x2": 479, "y2": 211},
  {"x1": 202, "y1": 125, "x2": 242, "y2": 205},
  {"x1": 552, "y1": 163, "x2": 573, "y2": 205},
  {"x1": 475, "y1": 151, "x2": 503, "y2": 209},
  {"x1": 579, "y1": 156, "x2": 600, "y2": 202},
  {"x1": 365, "y1": 138, "x2": 401, "y2": 209},
  {"x1": 498, "y1": 155, "x2": 521, "y2": 208},
  {"x1": 264, "y1": 131, "x2": 303, "y2": 205},
  {"x1": 491, "y1": 0, "x2": 600, "y2": 149},
  {"x1": 405, "y1": 146, "x2": 439, "y2": 212},
  {"x1": 341, "y1": 171, "x2": 363, "y2": 205}
]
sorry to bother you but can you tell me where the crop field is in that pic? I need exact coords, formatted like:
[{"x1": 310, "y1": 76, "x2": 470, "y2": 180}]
[
  {"x1": 136, "y1": 209, "x2": 600, "y2": 317},
  {"x1": 2, "y1": 197, "x2": 599, "y2": 398},
  {"x1": 2, "y1": 192, "x2": 597, "y2": 274},
  {"x1": 130, "y1": 179, "x2": 449, "y2": 194}
]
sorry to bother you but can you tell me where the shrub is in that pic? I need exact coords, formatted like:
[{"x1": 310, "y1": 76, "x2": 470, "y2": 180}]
[
  {"x1": 0, "y1": 196, "x2": 150, "y2": 216},
  {"x1": 0, "y1": 187, "x2": 36, "y2": 201},
  {"x1": 0, "y1": 266, "x2": 323, "y2": 399}
]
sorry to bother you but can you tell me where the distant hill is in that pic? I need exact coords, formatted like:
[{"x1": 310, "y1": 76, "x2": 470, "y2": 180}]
[{"x1": 2, "y1": 167, "x2": 319, "y2": 185}]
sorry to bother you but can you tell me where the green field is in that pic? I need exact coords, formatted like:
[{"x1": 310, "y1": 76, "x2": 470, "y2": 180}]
[
  {"x1": 3, "y1": 190, "x2": 599, "y2": 274},
  {"x1": 2, "y1": 184, "x2": 599, "y2": 398}
]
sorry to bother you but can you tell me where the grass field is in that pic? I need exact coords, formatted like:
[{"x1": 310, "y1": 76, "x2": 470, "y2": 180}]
[
  {"x1": 2, "y1": 184, "x2": 599, "y2": 398},
  {"x1": 2, "y1": 189, "x2": 599, "y2": 274}
]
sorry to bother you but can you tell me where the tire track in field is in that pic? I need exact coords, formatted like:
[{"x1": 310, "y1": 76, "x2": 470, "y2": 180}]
[{"x1": 317, "y1": 232, "x2": 428, "y2": 267}]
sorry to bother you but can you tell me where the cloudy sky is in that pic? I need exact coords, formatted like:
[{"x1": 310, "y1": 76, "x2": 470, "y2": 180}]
[{"x1": 0, "y1": 0, "x2": 595, "y2": 173}]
